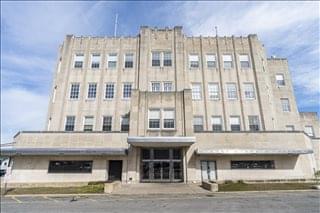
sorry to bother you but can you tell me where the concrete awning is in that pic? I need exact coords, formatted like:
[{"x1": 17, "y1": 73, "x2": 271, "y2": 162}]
[
  {"x1": 0, "y1": 147, "x2": 127, "y2": 156},
  {"x1": 127, "y1": 136, "x2": 195, "y2": 147},
  {"x1": 196, "y1": 148, "x2": 313, "y2": 155}
]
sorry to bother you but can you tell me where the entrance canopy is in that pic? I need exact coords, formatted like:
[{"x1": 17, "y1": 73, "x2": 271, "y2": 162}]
[
  {"x1": 127, "y1": 136, "x2": 195, "y2": 147},
  {"x1": 196, "y1": 148, "x2": 313, "y2": 155}
]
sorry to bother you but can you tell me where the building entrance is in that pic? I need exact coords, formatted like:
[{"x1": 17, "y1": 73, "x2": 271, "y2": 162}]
[{"x1": 141, "y1": 148, "x2": 183, "y2": 182}]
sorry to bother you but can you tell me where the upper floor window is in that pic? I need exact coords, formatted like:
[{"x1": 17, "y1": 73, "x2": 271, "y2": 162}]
[
  {"x1": 226, "y1": 83, "x2": 237, "y2": 100},
  {"x1": 163, "y1": 109, "x2": 175, "y2": 129},
  {"x1": 208, "y1": 83, "x2": 219, "y2": 100},
  {"x1": 276, "y1": 74, "x2": 285, "y2": 86},
  {"x1": 65, "y1": 116, "x2": 75, "y2": 131},
  {"x1": 211, "y1": 116, "x2": 222, "y2": 132},
  {"x1": 163, "y1": 82, "x2": 173, "y2": 92},
  {"x1": 149, "y1": 109, "x2": 160, "y2": 129},
  {"x1": 248, "y1": 115, "x2": 260, "y2": 131},
  {"x1": 74, "y1": 53, "x2": 84, "y2": 68},
  {"x1": 230, "y1": 116, "x2": 240, "y2": 131},
  {"x1": 152, "y1": 52, "x2": 161, "y2": 67},
  {"x1": 102, "y1": 116, "x2": 112, "y2": 132},
  {"x1": 243, "y1": 83, "x2": 255, "y2": 99},
  {"x1": 83, "y1": 116, "x2": 94, "y2": 131},
  {"x1": 193, "y1": 116, "x2": 204, "y2": 132},
  {"x1": 151, "y1": 82, "x2": 161, "y2": 92},
  {"x1": 304, "y1": 126, "x2": 314, "y2": 137},
  {"x1": 108, "y1": 53, "x2": 117, "y2": 69},
  {"x1": 105, "y1": 83, "x2": 115, "y2": 99},
  {"x1": 91, "y1": 53, "x2": 100, "y2": 68},
  {"x1": 239, "y1": 54, "x2": 250, "y2": 68},
  {"x1": 191, "y1": 83, "x2": 202, "y2": 100},
  {"x1": 124, "y1": 53, "x2": 134, "y2": 68},
  {"x1": 206, "y1": 54, "x2": 216, "y2": 68},
  {"x1": 163, "y1": 52, "x2": 172, "y2": 66},
  {"x1": 70, "y1": 83, "x2": 80, "y2": 99},
  {"x1": 285, "y1": 125, "x2": 295, "y2": 131},
  {"x1": 87, "y1": 83, "x2": 97, "y2": 99},
  {"x1": 189, "y1": 54, "x2": 199, "y2": 68},
  {"x1": 123, "y1": 83, "x2": 132, "y2": 99},
  {"x1": 121, "y1": 114, "x2": 130, "y2": 132},
  {"x1": 281, "y1": 98, "x2": 290, "y2": 112},
  {"x1": 222, "y1": 54, "x2": 233, "y2": 69}
]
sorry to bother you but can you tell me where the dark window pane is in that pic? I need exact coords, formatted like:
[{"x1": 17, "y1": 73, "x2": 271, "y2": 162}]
[
  {"x1": 48, "y1": 161, "x2": 93, "y2": 173},
  {"x1": 154, "y1": 149, "x2": 170, "y2": 159},
  {"x1": 174, "y1": 162, "x2": 182, "y2": 179},
  {"x1": 164, "y1": 119, "x2": 175, "y2": 128},
  {"x1": 212, "y1": 125, "x2": 222, "y2": 132},
  {"x1": 142, "y1": 162, "x2": 150, "y2": 179},
  {"x1": 152, "y1": 60, "x2": 160, "y2": 66},
  {"x1": 142, "y1": 149, "x2": 150, "y2": 160},
  {"x1": 194, "y1": 125, "x2": 203, "y2": 132},
  {"x1": 231, "y1": 161, "x2": 275, "y2": 169},
  {"x1": 249, "y1": 125, "x2": 260, "y2": 131},
  {"x1": 149, "y1": 119, "x2": 160, "y2": 128},
  {"x1": 173, "y1": 149, "x2": 181, "y2": 159},
  {"x1": 231, "y1": 125, "x2": 240, "y2": 131}
]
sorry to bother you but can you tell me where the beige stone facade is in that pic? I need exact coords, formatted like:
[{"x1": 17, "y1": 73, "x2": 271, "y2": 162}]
[{"x1": 2, "y1": 26, "x2": 319, "y2": 186}]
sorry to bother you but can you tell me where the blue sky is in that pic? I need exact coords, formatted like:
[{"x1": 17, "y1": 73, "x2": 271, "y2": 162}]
[{"x1": 1, "y1": 1, "x2": 319, "y2": 143}]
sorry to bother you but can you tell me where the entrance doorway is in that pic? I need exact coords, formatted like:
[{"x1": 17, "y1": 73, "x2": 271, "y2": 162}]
[
  {"x1": 141, "y1": 148, "x2": 183, "y2": 182},
  {"x1": 108, "y1": 160, "x2": 122, "y2": 181},
  {"x1": 201, "y1": 161, "x2": 217, "y2": 182}
]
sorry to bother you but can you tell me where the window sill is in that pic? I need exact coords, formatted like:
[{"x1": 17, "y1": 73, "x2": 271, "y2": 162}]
[
  {"x1": 103, "y1": 98, "x2": 114, "y2": 101},
  {"x1": 244, "y1": 98, "x2": 256, "y2": 101},
  {"x1": 209, "y1": 98, "x2": 220, "y2": 101},
  {"x1": 85, "y1": 99, "x2": 96, "y2": 102},
  {"x1": 227, "y1": 98, "x2": 238, "y2": 101}
]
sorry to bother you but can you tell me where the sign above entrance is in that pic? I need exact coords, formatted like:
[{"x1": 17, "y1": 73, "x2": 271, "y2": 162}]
[
  {"x1": 127, "y1": 136, "x2": 195, "y2": 147},
  {"x1": 196, "y1": 148, "x2": 313, "y2": 155}
]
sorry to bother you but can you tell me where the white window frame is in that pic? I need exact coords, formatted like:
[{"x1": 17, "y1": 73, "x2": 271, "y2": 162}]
[
  {"x1": 151, "y1": 82, "x2": 161, "y2": 92},
  {"x1": 222, "y1": 54, "x2": 233, "y2": 69},
  {"x1": 243, "y1": 83, "x2": 255, "y2": 100},
  {"x1": 230, "y1": 116, "x2": 241, "y2": 131},
  {"x1": 208, "y1": 83, "x2": 220, "y2": 100},
  {"x1": 189, "y1": 54, "x2": 199, "y2": 68},
  {"x1": 124, "y1": 53, "x2": 134, "y2": 69},
  {"x1": 226, "y1": 83, "x2": 237, "y2": 100},
  {"x1": 192, "y1": 83, "x2": 202, "y2": 100},
  {"x1": 102, "y1": 116, "x2": 112, "y2": 132},
  {"x1": 211, "y1": 116, "x2": 223, "y2": 131},
  {"x1": 163, "y1": 109, "x2": 175, "y2": 129},
  {"x1": 281, "y1": 98, "x2": 291, "y2": 112},
  {"x1": 107, "y1": 53, "x2": 117, "y2": 69},
  {"x1": 151, "y1": 51, "x2": 161, "y2": 67},
  {"x1": 193, "y1": 116, "x2": 204, "y2": 131},
  {"x1": 74, "y1": 53, "x2": 84, "y2": 68},
  {"x1": 70, "y1": 83, "x2": 80, "y2": 100},
  {"x1": 83, "y1": 116, "x2": 94, "y2": 131},
  {"x1": 239, "y1": 54, "x2": 250, "y2": 69},
  {"x1": 148, "y1": 109, "x2": 161, "y2": 129},
  {"x1": 122, "y1": 83, "x2": 132, "y2": 99},
  {"x1": 87, "y1": 83, "x2": 97, "y2": 99},
  {"x1": 276, "y1": 74, "x2": 285, "y2": 86},
  {"x1": 163, "y1": 51, "x2": 172, "y2": 67},
  {"x1": 163, "y1": 82, "x2": 173, "y2": 92},
  {"x1": 65, "y1": 116, "x2": 76, "y2": 131},
  {"x1": 91, "y1": 53, "x2": 101, "y2": 69},
  {"x1": 105, "y1": 83, "x2": 115, "y2": 100},
  {"x1": 206, "y1": 54, "x2": 216, "y2": 68}
]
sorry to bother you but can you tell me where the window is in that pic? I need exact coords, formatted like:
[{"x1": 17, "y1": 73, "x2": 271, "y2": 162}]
[
  {"x1": 226, "y1": 83, "x2": 237, "y2": 99},
  {"x1": 124, "y1": 53, "x2": 133, "y2": 68},
  {"x1": 91, "y1": 53, "x2": 100, "y2": 68},
  {"x1": 74, "y1": 53, "x2": 84, "y2": 68},
  {"x1": 149, "y1": 109, "x2": 160, "y2": 129},
  {"x1": 152, "y1": 52, "x2": 161, "y2": 67},
  {"x1": 208, "y1": 83, "x2": 220, "y2": 100},
  {"x1": 123, "y1": 83, "x2": 132, "y2": 99},
  {"x1": 108, "y1": 53, "x2": 117, "y2": 69},
  {"x1": 48, "y1": 161, "x2": 93, "y2": 173},
  {"x1": 304, "y1": 126, "x2": 314, "y2": 137},
  {"x1": 231, "y1": 161, "x2": 275, "y2": 169},
  {"x1": 244, "y1": 83, "x2": 255, "y2": 99},
  {"x1": 151, "y1": 82, "x2": 161, "y2": 92},
  {"x1": 286, "y1": 125, "x2": 295, "y2": 131},
  {"x1": 102, "y1": 116, "x2": 112, "y2": 132},
  {"x1": 281, "y1": 98, "x2": 291, "y2": 112},
  {"x1": 211, "y1": 116, "x2": 222, "y2": 132},
  {"x1": 163, "y1": 52, "x2": 172, "y2": 66},
  {"x1": 223, "y1": 54, "x2": 232, "y2": 68},
  {"x1": 206, "y1": 54, "x2": 216, "y2": 68},
  {"x1": 163, "y1": 82, "x2": 173, "y2": 92},
  {"x1": 230, "y1": 116, "x2": 240, "y2": 131},
  {"x1": 276, "y1": 74, "x2": 285, "y2": 86},
  {"x1": 192, "y1": 83, "x2": 201, "y2": 100},
  {"x1": 239, "y1": 54, "x2": 250, "y2": 68},
  {"x1": 87, "y1": 83, "x2": 97, "y2": 99},
  {"x1": 83, "y1": 116, "x2": 94, "y2": 131},
  {"x1": 70, "y1": 83, "x2": 80, "y2": 99},
  {"x1": 105, "y1": 83, "x2": 115, "y2": 99},
  {"x1": 193, "y1": 116, "x2": 204, "y2": 132},
  {"x1": 163, "y1": 109, "x2": 175, "y2": 129},
  {"x1": 65, "y1": 116, "x2": 75, "y2": 131},
  {"x1": 189, "y1": 54, "x2": 199, "y2": 68},
  {"x1": 121, "y1": 114, "x2": 130, "y2": 132},
  {"x1": 248, "y1": 115, "x2": 260, "y2": 131}
]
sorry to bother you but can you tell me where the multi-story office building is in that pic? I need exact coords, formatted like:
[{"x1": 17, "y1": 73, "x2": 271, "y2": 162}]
[{"x1": 2, "y1": 26, "x2": 319, "y2": 186}]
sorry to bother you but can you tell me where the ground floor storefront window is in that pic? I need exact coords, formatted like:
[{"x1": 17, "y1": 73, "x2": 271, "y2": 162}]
[{"x1": 231, "y1": 160, "x2": 275, "y2": 169}]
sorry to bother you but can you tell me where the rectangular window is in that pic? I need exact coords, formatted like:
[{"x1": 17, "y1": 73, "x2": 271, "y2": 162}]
[
  {"x1": 163, "y1": 82, "x2": 173, "y2": 92},
  {"x1": 74, "y1": 53, "x2": 84, "y2": 68},
  {"x1": 102, "y1": 116, "x2": 112, "y2": 132},
  {"x1": 231, "y1": 161, "x2": 275, "y2": 169},
  {"x1": 304, "y1": 126, "x2": 314, "y2": 137},
  {"x1": 230, "y1": 116, "x2": 240, "y2": 131},
  {"x1": 193, "y1": 116, "x2": 204, "y2": 132},
  {"x1": 151, "y1": 82, "x2": 161, "y2": 92},
  {"x1": 223, "y1": 54, "x2": 232, "y2": 69},
  {"x1": 192, "y1": 83, "x2": 202, "y2": 100},
  {"x1": 149, "y1": 109, "x2": 160, "y2": 129},
  {"x1": 65, "y1": 116, "x2": 75, "y2": 131},
  {"x1": 226, "y1": 83, "x2": 237, "y2": 99},
  {"x1": 239, "y1": 54, "x2": 250, "y2": 68},
  {"x1": 108, "y1": 53, "x2": 117, "y2": 69},
  {"x1": 87, "y1": 83, "x2": 97, "y2": 99},
  {"x1": 248, "y1": 115, "x2": 260, "y2": 131},
  {"x1": 276, "y1": 74, "x2": 285, "y2": 86},
  {"x1": 91, "y1": 53, "x2": 100, "y2": 68},
  {"x1": 163, "y1": 52, "x2": 172, "y2": 66},
  {"x1": 163, "y1": 109, "x2": 175, "y2": 129},
  {"x1": 124, "y1": 53, "x2": 134, "y2": 68},
  {"x1": 208, "y1": 83, "x2": 220, "y2": 100},
  {"x1": 281, "y1": 98, "x2": 291, "y2": 112},
  {"x1": 121, "y1": 114, "x2": 130, "y2": 132},
  {"x1": 189, "y1": 54, "x2": 199, "y2": 68},
  {"x1": 244, "y1": 83, "x2": 255, "y2": 99},
  {"x1": 211, "y1": 116, "x2": 222, "y2": 132},
  {"x1": 206, "y1": 54, "x2": 216, "y2": 68},
  {"x1": 70, "y1": 83, "x2": 80, "y2": 99},
  {"x1": 286, "y1": 125, "x2": 295, "y2": 131},
  {"x1": 123, "y1": 83, "x2": 132, "y2": 99},
  {"x1": 48, "y1": 161, "x2": 93, "y2": 173},
  {"x1": 105, "y1": 83, "x2": 115, "y2": 99},
  {"x1": 152, "y1": 52, "x2": 161, "y2": 67},
  {"x1": 83, "y1": 116, "x2": 94, "y2": 131}
]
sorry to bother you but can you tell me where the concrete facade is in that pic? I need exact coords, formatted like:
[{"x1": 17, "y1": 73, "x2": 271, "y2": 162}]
[{"x1": 2, "y1": 26, "x2": 319, "y2": 186}]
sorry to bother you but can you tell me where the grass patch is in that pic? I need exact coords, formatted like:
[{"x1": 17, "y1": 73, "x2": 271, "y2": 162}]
[
  {"x1": 218, "y1": 182, "x2": 316, "y2": 192},
  {"x1": 5, "y1": 183, "x2": 104, "y2": 195}
]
